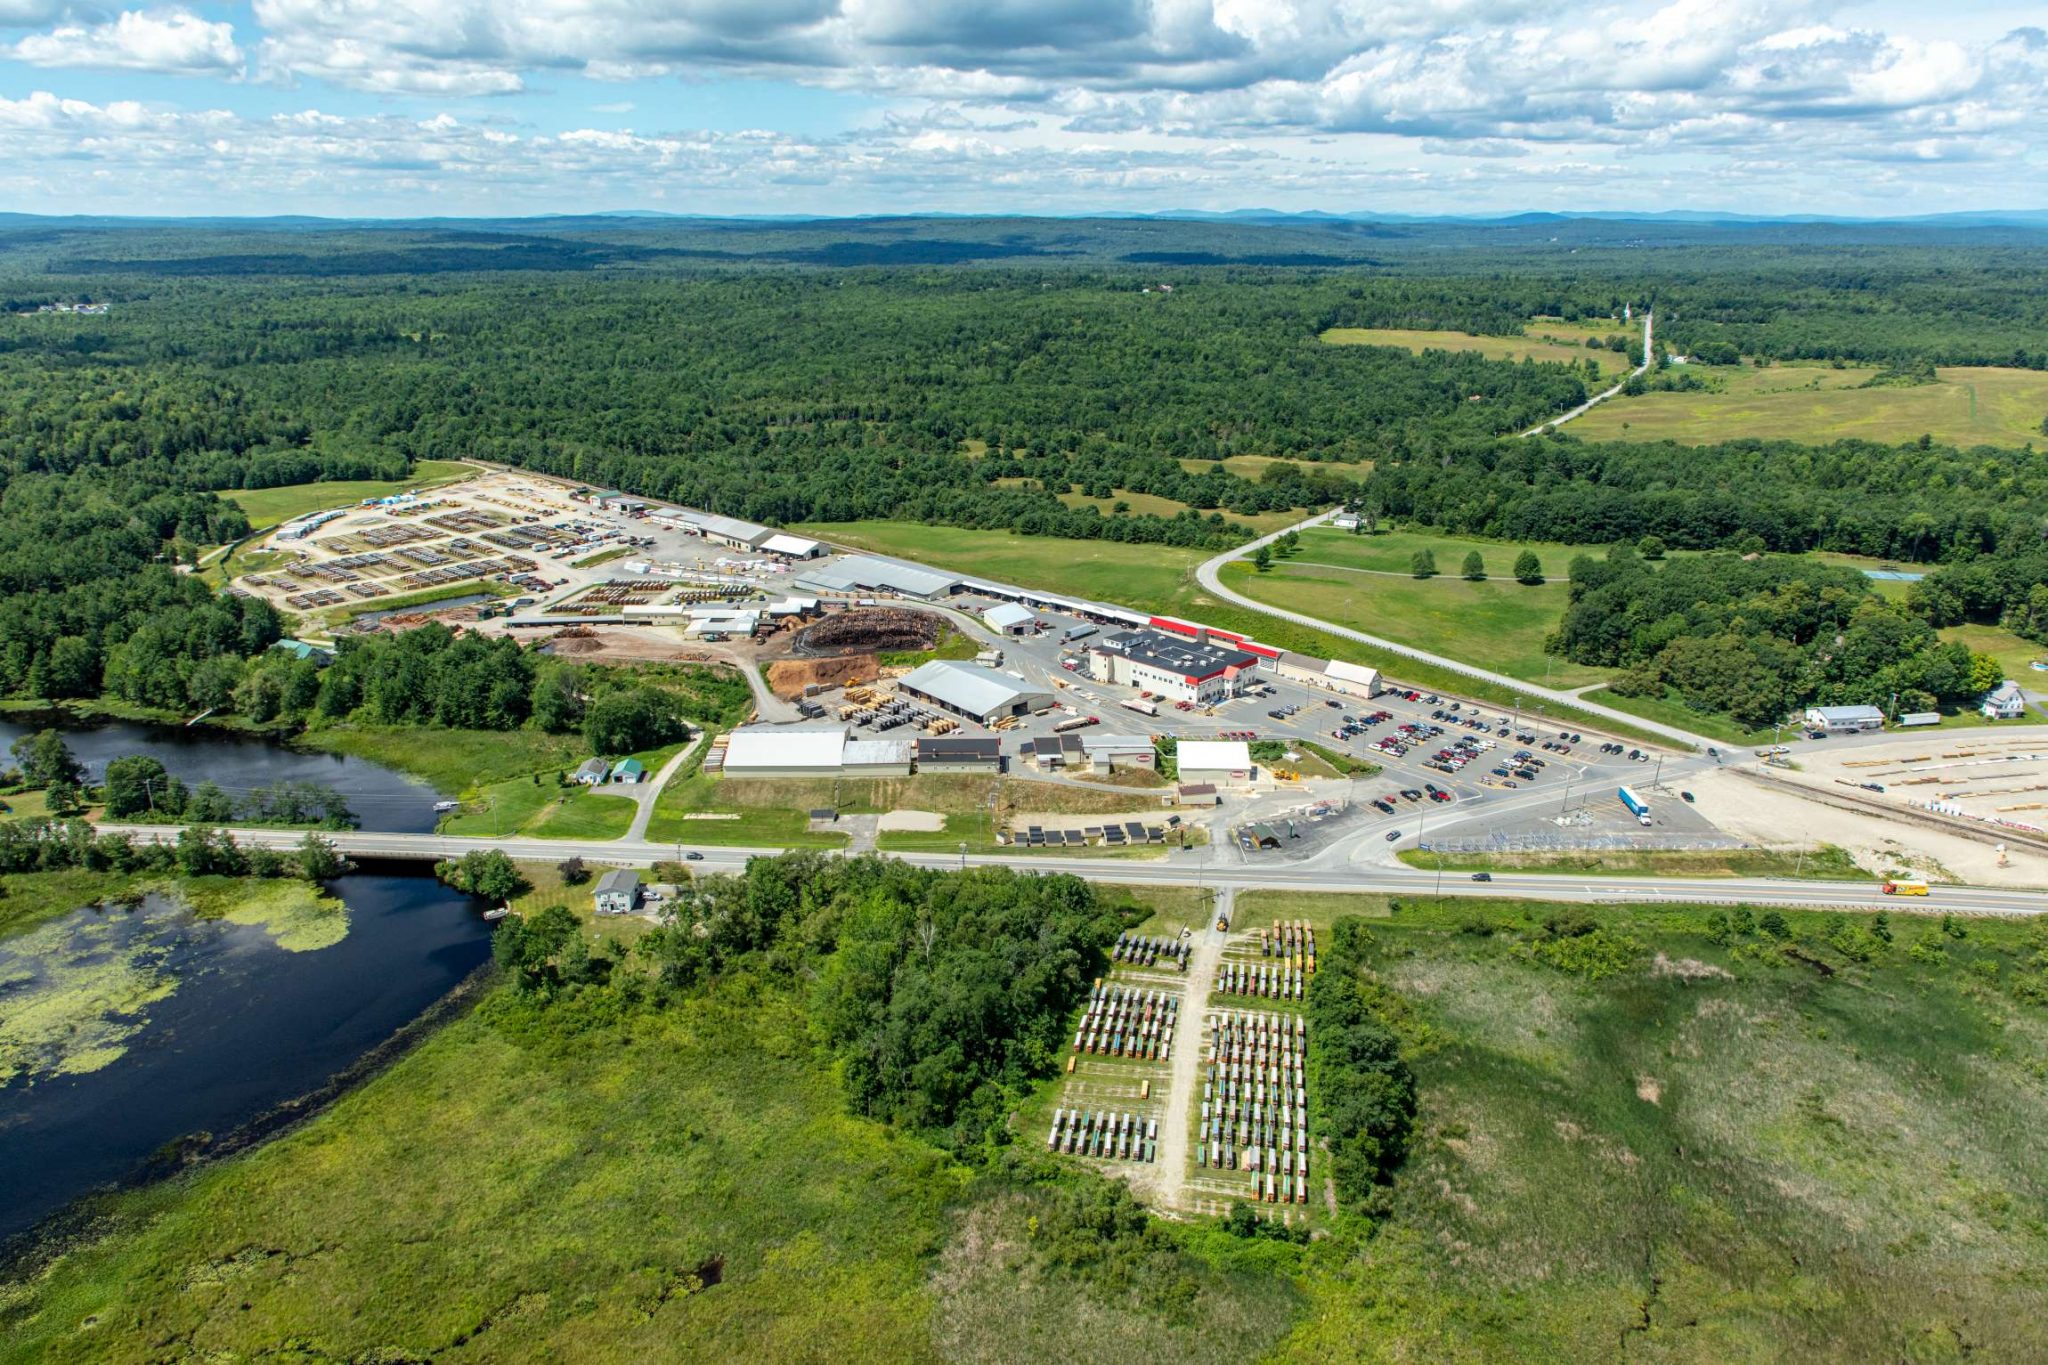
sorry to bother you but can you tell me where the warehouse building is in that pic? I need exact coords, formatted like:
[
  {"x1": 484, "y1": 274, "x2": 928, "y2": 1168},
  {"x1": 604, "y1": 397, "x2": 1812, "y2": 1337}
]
[
  {"x1": 898, "y1": 659, "x2": 1054, "y2": 724},
  {"x1": 1177, "y1": 739, "x2": 1256, "y2": 786},
  {"x1": 1080, "y1": 734, "x2": 1157, "y2": 771},
  {"x1": 1088, "y1": 628, "x2": 1261, "y2": 704},
  {"x1": 721, "y1": 724, "x2": 848, "y2": 776},
  {"x1": 1803, "y1": 704, "x2": 1885, "y2": 734},
  {"x1": 982, "y1": 603, "x2": 1038, "y2": 635},
  {"x1": 794, "y1": 555, "x2": 961, "y2": 600},
  {"x1": 841, "y1": 738, "x2": 915, "y2": 777},
  {"x1": 677, "y1": 510, "x2": 774, "y2": 549},
  {"x1": 917, "y1": 737, "x2": 1002, "y2": 773},
  {"x1": 759, "y1": 532, "x2": 824, "y2": 559},
  {"x1": 1277, "y1": 653, "x2": 1381, "y2": 698}
]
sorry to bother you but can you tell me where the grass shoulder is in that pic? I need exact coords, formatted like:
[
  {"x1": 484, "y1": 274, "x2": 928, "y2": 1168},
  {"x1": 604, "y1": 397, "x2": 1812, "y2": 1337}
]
[{"x1": 1396, "y1": 844, "x2": 1867, "y2": 880}]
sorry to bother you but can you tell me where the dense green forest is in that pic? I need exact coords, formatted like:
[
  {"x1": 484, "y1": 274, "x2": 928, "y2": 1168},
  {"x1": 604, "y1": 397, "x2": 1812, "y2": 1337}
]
[
  {"x1": 1358, "y1": 432, "x2": 2048, "y2": 562},
  {"x1": 1556, "y1": 549, "x2": 1998, "y2": 726}
]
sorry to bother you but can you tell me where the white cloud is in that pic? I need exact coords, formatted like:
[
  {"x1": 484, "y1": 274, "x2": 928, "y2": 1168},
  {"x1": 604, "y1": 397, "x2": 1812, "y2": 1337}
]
[{"x1": 12, "y1": 9, "x2": 245, "y2": 76}]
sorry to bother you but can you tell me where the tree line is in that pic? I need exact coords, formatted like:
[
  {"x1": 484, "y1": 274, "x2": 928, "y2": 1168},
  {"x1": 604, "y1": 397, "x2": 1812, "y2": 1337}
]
[{"x1": 1556, "y1": 548, "x2": 2001, "y2": 727}]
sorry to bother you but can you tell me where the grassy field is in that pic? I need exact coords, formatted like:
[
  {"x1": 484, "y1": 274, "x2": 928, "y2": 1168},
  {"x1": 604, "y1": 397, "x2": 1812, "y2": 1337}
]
[
  {"x1": 1573, "y1": 362, "x2": 2048, "y2": 449},
  {"x1": 795, "y1": 520, "x2": 1209, "y2": 608},
  {"x1": 1321, "y1": 325, "x2": 1628, "y2": 375},
  {"x1": 569, "y1": 545, "x2": 635, "y2": 570},
  {"x1": 222, "y1": 460, "x2": 476, "y2": 532},
  {"x1": 1223, "y1": 560, "x2": 1609, "y2": 688},
  {"x1": 1942, "y1": 622, "x2": 2046, "y2": 682},
  {"x1": 302, "y1": 727, "x2": 590, "y2": 795},
  {"x1": 1288, "y1": 525, "x2": 1606, "y2": 583},
  {"x1": 1577, "y1": 688, "x2": 1782, "y2": 746},
  {"x1": 1270, "y1": 894, "x2": 2048, "y2": 1359},
  {"x1": 1395, "y1": 845, "x2": 1867, "y2": 880}
]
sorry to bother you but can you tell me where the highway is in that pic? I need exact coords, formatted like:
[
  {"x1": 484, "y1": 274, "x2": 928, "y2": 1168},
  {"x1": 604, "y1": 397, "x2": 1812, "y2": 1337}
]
[{"x1": 94, "y1": 823, "x2": 2048, "y2": 917}]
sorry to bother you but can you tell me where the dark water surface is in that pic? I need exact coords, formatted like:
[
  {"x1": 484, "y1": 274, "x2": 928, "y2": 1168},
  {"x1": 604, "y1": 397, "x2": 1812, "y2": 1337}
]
[
  {"x1": 0, "y1": 871, "x2": 492, "y2": 1242},
  {"x1": 0, "y1": 716, "x2": 446, "y2": 833}
]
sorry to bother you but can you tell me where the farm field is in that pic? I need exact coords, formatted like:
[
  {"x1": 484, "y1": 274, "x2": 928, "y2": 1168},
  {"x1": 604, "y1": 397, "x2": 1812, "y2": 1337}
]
[
  {"x1": 220, "y1": 460, "x2": 476, "y2": 532},
  {"x1": 1320, "y1": 325, "x2": 1627, "y2": 375},
  {"x1": 1573, "y1": 362, "x2": 2048, "y2": 449},
  {"x1": 1219, "y1": 560, "x2": 1609, "y2": 688}
]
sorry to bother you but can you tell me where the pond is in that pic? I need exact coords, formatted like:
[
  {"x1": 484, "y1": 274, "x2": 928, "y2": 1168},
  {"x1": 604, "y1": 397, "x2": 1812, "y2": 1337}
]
[
  {"x1": 0, "y1": 870, "x2": 493, "y2": 1243},
  {"x1": 0, "y1": 716, "x2": 446, "y2": 833}
]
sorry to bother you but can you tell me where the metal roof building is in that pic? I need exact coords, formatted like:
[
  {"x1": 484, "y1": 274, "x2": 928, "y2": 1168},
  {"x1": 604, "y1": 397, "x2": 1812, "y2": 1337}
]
[
  {"x1": 1177, "y1": 739, "x2": 1255, "y2": 784},
  {"x1": 1803, "y1": 704, "x2": 1885, "y2": 732},
  {"x1": 842, "y1": 738, "x2": 915, "y2": 775},
  {"x1": 679, "y1": 510, "x2": 774, "y2": 548},
  {"x1": 898, "y1": 660, "x2": 1054, "y2": 723},
  {"x1": 760, "y1": 532, "x2": 823, "y2": 558},
  {"x1": 982, "y1": 603, "x2": 1038, "y2": 634},
  {"x1": 916, "y1": 737, "x2": 1002, "y2": 772},
  {"x1": 721, "y1": 724, "x2": 848, "y2": 776},
  {"x1": 794, "y1": 555, "x2": 961, "y2": 600}
]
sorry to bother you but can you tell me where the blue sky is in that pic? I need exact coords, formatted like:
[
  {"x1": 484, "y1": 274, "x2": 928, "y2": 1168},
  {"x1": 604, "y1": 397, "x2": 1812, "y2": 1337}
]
[{"x1": 0, "y1": 0, "x2": 2043, "y2": 217}]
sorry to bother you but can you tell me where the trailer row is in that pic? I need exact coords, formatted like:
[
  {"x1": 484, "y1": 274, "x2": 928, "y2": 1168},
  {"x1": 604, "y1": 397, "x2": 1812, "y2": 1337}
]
[
  {"x1": 1084, "y1": 981, "x2": 1181, "y2": 1027},
  {"x1": 1047, "y1": 1109, "x2": 1159, "y2": 1163},
  {"x1": 1215, "y1": 960, "x2": 1307, "y2": 1002},
  {"x1": 1210, "y1": 1009, "x2": 1307, "y2": 1062},
  {"x1": 1113, "y1": 933, "x2": 1191, "y2": 969},
  {"x1": 1258, "y1": 919, "x2": 1317, "y2": 971}
]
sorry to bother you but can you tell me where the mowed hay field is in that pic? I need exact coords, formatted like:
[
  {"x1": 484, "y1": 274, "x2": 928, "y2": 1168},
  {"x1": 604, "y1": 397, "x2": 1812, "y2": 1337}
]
[
  {"x1": 1320, "y1": 326, "x2": 1630, "y2": 375},
  {"x1": 1219, "y1": 559, "x2": 1608, "y2": 687},
  {"x1": 1574, "y1": 363, "x2": 2048, "y2": 449},
  {"x1": 1273, "y1": 897, "x2": 2048, "y2": 1360}
]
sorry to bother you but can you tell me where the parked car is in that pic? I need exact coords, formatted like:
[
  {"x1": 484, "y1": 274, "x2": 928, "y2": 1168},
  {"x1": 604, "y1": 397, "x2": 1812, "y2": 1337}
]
[{"x1": 1680, "y1": 791, "x2": 1695, "y2": 803}]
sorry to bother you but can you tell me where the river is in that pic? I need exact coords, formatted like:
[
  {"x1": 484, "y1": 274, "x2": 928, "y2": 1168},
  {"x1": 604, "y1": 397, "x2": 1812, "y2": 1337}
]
[
  {"x1": 0, "y1": 722, "x2": 494, "y2": 1244},
  {"x1": 0, "y1": 716, "x2": 446, "y2": 833}
]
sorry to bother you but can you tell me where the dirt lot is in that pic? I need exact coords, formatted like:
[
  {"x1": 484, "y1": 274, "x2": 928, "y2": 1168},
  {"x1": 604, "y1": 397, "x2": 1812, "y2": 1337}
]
[
  {"x1": 766, "y1": 653, "x2": 879, "y2": 699},
  {"x1": 537, "y1": 625, "x2": 737, "y2": 665},
  {"x1": 1687, "y1": 767, "x2": 2048, "y2": 889}
]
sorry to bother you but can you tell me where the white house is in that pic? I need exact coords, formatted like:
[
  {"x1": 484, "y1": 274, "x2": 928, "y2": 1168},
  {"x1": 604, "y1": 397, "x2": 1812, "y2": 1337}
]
[
  {"x1": 572, "y1": 757, "x2": 610, "y2": 785},
  {"x1": 1981, "y1": 680, "x2": 2027, "y2": 720},
  {"x1": 593, "y1": 869, "x2": 641, "y2": 915}
]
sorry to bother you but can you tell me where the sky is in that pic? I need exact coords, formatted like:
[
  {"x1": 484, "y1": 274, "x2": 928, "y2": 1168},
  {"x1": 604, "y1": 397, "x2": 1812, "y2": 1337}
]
[{"x1": 0, "y1": 0, "x2": 2043, "y2": 218}]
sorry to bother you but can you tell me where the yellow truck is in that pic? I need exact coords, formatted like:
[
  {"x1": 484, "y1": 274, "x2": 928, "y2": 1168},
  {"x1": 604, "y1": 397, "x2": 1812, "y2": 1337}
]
[{"x1": 1881, "y1": 879, "x2": 1930, "y2": 896}]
